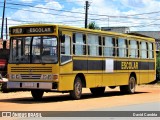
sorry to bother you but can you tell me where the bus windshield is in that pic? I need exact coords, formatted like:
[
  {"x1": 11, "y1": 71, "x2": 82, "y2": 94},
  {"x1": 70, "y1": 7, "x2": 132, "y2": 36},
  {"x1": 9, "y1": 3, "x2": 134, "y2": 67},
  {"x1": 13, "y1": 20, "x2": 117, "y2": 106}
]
[{"x1": 9, "y1": 36, "x2": 58, "y2": 64}]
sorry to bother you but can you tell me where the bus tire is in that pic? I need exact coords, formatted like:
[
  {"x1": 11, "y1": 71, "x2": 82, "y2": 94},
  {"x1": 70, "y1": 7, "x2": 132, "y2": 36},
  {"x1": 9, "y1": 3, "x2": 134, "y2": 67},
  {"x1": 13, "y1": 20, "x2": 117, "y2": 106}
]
[
  {"x1": 120, "y1": 76, "x2": 136, "y2": 94},
  {"x1": 70, "y1": 77, "x2": 82, "y2": 100},
  {"x1": 90, "y1": 87, "x2": 105, "y2": 96},
  {"x1": 31, "y1": 90, "x2": 44, "y2": 100}
]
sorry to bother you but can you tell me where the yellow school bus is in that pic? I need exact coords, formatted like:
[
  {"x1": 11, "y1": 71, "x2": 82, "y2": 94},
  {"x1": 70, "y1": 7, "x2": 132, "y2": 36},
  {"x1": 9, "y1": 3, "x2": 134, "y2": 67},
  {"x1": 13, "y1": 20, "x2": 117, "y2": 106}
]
[{"x1": 7, "y1": 24, "x2": 156, "y2": 100}]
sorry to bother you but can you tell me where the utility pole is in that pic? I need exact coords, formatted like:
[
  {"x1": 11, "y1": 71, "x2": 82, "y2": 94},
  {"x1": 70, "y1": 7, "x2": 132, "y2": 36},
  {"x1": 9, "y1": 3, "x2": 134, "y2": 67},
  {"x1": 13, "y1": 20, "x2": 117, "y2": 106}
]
[
  {"x1": 85, "y1": 1, "x2": 89, "y2": 28},
  {"x1": 108, "y1": 17, "x2": 109, "y2": 27},
  {"x1": 1, "y1": 0, "x2": 6, "y2": 40},
  {"x1": 6, "y1": 17, "x2": 7, "y2": 40},
  {"x1": 3, "y1": 17, "x2": 7, "y2": 49}
]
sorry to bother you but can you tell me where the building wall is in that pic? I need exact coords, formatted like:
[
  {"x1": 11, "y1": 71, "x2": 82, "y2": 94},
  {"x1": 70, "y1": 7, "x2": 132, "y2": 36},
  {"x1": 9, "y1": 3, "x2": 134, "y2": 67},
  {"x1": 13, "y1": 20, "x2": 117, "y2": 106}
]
[{"x1": 101, "y1": 27, "x2": 130, "y2": 33}]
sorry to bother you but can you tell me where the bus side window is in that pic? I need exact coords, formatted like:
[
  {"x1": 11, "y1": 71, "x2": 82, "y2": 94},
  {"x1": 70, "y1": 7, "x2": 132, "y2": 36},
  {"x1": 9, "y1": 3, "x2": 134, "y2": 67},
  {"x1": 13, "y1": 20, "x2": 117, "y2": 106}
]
[
  {"x1": 117, "y1": 38, "x2": 127, "y2": 58},
  {"x1": 129, "y1": 40, "x2": 138, "y2": 58},
  {"x1": 60, "y1": 35, "x2": 72, "y2": 64},
  {"x1": 141, "y1": 41, "x2": 147, "y2": 59},
  {"x1": 88, "y1": 34, "x2": 100, "y2": 56},
  {"x1": 73, "y1": 33, "x2": 86, "y2": 55},
  {"x1": 103, "y1": 36, "x2": 115, "y2": 57},
  {"x1": 148, "y1": 42, "x2": 154, "y2": 59}
]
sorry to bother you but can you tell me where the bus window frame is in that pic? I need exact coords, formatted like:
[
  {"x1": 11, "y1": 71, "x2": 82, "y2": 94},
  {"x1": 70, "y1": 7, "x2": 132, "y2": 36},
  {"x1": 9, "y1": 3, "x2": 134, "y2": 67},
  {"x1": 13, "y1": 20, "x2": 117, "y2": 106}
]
[
  {"x1": 73, "y1": 33, "x2": 87, "y2": 56},
  {"x1": 87, "y1": 34, "x2": 102, "y2": 57},
  {"x1": 117, "y1": 37, "x2": 128, "y2": 58},
  {"x1": 103, "y1": 36, "x2": 116, "y2": 57},
  {"x1": 9, "y1": 36, "x2": 59, "y2": 64},
  {"x1": 129, "y1": 39, "x2": 139, "y2": 58},
  {"x1": 60, "y1": 34, "x2": 72, "y2": 65}
]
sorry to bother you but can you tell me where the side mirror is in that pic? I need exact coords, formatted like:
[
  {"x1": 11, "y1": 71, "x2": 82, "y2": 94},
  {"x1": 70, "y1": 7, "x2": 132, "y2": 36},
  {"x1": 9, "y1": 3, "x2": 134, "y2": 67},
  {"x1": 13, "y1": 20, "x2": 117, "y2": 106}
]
[{"x1": 60, "y1": 35, "x2": 65, "y2": 43}]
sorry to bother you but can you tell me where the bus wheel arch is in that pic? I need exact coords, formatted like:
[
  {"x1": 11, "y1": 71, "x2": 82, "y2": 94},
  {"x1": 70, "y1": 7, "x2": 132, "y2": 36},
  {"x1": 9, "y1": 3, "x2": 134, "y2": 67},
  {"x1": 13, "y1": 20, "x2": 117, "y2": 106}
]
[
  {"x1": 70, "y1": 73, "x2": 86, "y2": 100},
  {"x1": 130, "y1": 72, "x2": 137, "y2": 84},
  {"x1": 70, "y1": 76, "x2": 82, "y2": 99},
  {"x1": 76, "y1": 73, "x2": 86, "y2": 88},
  {"x1": 120, "y1": 72, "x2": 137, "y2": 94}
]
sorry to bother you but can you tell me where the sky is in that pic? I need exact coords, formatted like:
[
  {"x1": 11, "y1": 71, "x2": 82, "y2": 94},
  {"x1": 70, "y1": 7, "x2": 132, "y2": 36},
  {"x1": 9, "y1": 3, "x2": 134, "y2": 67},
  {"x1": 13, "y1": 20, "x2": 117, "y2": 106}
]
[{"x1": 1, "y1": 0, "x2": 160, "y2": 36}]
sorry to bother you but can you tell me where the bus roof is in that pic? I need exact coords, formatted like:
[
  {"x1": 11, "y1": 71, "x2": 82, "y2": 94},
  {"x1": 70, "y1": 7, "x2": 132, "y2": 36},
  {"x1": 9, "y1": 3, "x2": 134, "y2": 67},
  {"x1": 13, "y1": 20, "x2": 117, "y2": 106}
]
[{"x1": 9, "y1": 24, "x2": 155, "y2": 42}]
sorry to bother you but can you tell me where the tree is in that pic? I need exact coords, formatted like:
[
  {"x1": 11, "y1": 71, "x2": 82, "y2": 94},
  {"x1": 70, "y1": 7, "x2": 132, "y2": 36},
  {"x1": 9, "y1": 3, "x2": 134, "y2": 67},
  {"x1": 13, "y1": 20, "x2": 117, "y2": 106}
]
[
  {"x1": 88, "y1": 22, "x2": 100, "y2": 30},
  {"x1": 157, "y1": 51, "x2": 160, "y2": 67}
]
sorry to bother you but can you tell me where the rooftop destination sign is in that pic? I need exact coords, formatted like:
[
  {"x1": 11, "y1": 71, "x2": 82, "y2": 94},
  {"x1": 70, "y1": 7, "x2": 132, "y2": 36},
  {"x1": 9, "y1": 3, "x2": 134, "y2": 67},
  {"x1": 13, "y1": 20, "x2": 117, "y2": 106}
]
[{"x1": 10, "y1": 26, "x2": 55, "y2": 35}]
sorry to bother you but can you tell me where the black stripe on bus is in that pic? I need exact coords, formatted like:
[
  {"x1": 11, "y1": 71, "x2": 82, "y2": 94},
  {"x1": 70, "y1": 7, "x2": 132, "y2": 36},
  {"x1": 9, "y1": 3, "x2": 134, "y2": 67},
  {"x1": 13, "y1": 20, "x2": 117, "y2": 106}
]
[{"x1": 73, "y1": 60, "x2": 155, "y2": 71}]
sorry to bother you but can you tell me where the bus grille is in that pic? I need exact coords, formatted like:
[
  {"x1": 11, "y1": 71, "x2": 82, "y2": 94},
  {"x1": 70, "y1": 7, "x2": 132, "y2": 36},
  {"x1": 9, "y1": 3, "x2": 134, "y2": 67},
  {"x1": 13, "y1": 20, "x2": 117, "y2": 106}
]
[
  {"x1": 11, "y1": 67, "x2": 52, "y2": 73},
  {"x1": 20, "y1": 74, "x2": 41, "y2": 79}
]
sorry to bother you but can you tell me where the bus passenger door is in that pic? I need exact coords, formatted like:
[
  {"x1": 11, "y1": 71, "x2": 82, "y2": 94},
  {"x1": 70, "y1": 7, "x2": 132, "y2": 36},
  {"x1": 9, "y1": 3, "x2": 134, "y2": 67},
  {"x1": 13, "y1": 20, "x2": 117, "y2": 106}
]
[
  {"x1": 60, "y1": 32, "x2": 73, "y2": 74},
  {"x1": 59, "y1": 31, "x2": 75, "y2": 91}
]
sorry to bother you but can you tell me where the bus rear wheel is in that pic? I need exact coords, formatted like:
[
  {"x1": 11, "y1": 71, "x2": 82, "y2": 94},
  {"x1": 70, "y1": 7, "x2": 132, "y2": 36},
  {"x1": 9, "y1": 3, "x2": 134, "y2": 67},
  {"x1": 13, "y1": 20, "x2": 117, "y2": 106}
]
[
  {"x1": 120, "y1": 76, "x2": 136, "y2": 94},
  {"x1": 31, "y1": 90, "x2": 44, "y2": 100},
  {"x1": 90, "y1": 87, "x2": 105, "y2": 96},
  {"x1": 70, "y1": 77, "x2": 82, "y2": 100}
]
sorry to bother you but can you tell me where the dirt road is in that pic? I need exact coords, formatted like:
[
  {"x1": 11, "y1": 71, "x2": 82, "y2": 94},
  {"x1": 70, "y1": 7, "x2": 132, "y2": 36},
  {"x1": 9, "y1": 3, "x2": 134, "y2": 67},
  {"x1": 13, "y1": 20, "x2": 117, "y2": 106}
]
[{"x1": 0, "y1": 84, "x2": 159, "y2": 111}]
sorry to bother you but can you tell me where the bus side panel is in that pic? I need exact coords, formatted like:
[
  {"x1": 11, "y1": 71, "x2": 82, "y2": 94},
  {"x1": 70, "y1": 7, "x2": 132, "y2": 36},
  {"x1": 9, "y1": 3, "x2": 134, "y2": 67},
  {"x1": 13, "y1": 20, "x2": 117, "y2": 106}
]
[
  {"x1": 135, "y1": 71, "x2": 140, "y2": 84},
  {"x1": 85, "y1": 74, "x2": 96, "y2": 88},
  {"x1": 148, "y1": 70, "x2": 155, "y2": 83},
  {"x1": 114, "y1": 59, "x2": 129, "y2": 86},
  {"x1": 139, "y1": 71, "x2": 149, "y2": 84},
  {"x1": 148, "y1": 60, "x2": 156, "y2": 83},
  {"x1": 102, "y1": 58, "x2": 115, "y2": 86},
  {"x1": 60, "y1": 62, "x2": 73, "y2": 74},
  {"x1": 58, "y1": 75, "x2": 75, "y2": 91},
  {"x1": 102, "y1": 73, "x2": 115, "y2": 86},
  {"x1": 114, "y1": 71, "x2": 129, "y2": 86},
  {"x1": 139, "y1": 61, "x2": 149, "y2": 84},
  {"x1": 85, "y1": 74, "x2": 103, "y2": 88}
]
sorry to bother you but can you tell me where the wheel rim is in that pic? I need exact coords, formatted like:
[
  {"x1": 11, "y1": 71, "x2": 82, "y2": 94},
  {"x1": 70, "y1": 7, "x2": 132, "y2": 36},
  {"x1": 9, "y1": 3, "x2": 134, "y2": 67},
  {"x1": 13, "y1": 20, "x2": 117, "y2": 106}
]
[
  {"x1": 129, "y1": 77, "x2": 135, "y2": 93},
  {"x1": 75, "y1": 81, "x2": 82, "y2": 97}
]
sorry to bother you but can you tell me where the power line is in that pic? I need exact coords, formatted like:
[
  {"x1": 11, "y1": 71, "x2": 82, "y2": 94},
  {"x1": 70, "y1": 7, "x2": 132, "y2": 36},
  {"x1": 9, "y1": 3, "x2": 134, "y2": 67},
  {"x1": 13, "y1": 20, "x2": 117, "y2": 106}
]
[
  {"x1": 2, "y1": 2, "x2": 160, "y2": 29},
  {"x1": 3, "y1": 1, "x2": 160, "y2": 19},
  {"x1": 4, "y1": 7, "x2": 160, "y2": 28},
  {"x1": 8, "y1": 18, "x2": 85, "y2": 24},
  {"x1": 7, "y1": 0, "x2": 85, "y2": 4},
  {"x1": 5, "y1": 2, "x2": 86, "y2": 15},
  {"x1": 1, "y1": 5, "x2": 158, "y2": 21},
  {"x1": 129, "y1": 24, "x2": 160, "y2": 28},
  {"x1": 0, "y1": 6, "x2": 79, "y2": 18}
]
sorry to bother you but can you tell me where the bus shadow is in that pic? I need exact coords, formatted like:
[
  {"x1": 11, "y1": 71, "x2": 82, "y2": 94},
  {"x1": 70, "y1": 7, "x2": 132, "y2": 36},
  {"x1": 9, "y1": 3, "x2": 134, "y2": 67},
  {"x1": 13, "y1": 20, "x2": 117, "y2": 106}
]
[{"x1": 0, "y1": 91, "x2": 149, "y2": 104}]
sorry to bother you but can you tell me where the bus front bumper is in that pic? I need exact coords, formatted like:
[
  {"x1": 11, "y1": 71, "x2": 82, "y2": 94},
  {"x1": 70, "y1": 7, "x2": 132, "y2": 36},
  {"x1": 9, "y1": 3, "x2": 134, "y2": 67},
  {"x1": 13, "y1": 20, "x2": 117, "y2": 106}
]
[{"x1": 7, "y1": 81, "x2": 57, "y2": 90}]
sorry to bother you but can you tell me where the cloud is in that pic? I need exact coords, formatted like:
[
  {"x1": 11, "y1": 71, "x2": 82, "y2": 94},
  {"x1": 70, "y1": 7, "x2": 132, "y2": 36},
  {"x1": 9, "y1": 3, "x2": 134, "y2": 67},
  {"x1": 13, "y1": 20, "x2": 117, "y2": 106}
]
[
  {"x1": 20, "y1": 0, "x2": 33, "y2": 3},
  {"x1": 6, "y1": 0, "x2": 160, "y2": 31},
  {"x1": 120, "y1": 0, "x2": 145, "y2": 8},
  {"x1": 10, "y1": 1, "x2": 63, "y2": 23}
]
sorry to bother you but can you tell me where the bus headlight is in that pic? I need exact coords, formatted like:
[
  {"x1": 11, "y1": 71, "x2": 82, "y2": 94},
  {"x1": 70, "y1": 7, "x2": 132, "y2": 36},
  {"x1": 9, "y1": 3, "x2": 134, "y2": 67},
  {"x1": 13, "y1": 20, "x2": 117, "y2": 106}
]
[
  {"x1": 16, "y1": 74, "x2": 21, "y2": 79},
  {"x1": 10, "y1": 74, "x2": 21, "y2": 79},
  {"x1": 10, "y1": 74, "x2": 16, "y2": 79}
]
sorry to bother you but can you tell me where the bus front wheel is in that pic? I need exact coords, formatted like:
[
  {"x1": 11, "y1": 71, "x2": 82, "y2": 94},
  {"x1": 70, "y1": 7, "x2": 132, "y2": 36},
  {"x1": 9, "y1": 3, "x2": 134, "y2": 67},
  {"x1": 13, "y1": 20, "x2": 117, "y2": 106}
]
[
  {"x1": 120, "y1": 76, "x2": 136, "y2": 94},
  {"x1": 31, "y1": 90, "x2": 44, "y2": 100},
  {"x1": 70, "y1": 77, "x2": 82, "y2": 100},
  {"x1": 90, "y1": 87, "x2": 105, "y2": 96}
]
